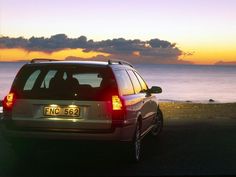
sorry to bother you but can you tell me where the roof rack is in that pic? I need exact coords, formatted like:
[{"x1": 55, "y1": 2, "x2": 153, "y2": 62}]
[
  {"x1": 30, "y1": 58, "x2": 59, "y2": 63},
  {"x1": 108, "y1": 59, "x2": 133, "y2": 68}
]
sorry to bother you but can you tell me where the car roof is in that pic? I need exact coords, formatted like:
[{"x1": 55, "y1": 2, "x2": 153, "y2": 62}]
[{"x1": 27, "y1": 59, "x2": 134, "y2": 70}]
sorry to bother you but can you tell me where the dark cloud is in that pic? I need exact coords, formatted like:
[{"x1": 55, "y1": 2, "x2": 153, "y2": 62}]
[
  {"x1": 0, "y1": 34, "x2": 192, "y2": 64},
  {"x1": 148, "y1": 39, "x2": 172, "y2": 48},
  {"x1": 0, "y1": 36, "x2": 28, "y2": 48}
]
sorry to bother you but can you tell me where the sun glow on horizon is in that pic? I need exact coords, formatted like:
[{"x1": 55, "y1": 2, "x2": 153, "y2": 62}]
[
  {"x1": 180, "y1": 44, "x2": 236, "y2": 65},
  {"x1": 0, "y1": 48, "x2": 110, "y2": 61}
]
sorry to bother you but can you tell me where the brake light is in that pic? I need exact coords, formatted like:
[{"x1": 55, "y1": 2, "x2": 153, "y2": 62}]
[
  {"x1": 112, "y1": 95, "x2": 123, "y2": 110},
  {"x1": 111, "y1": 95, "x2": 125, "y2": 127},
  {"x1": 3, "y1": 92, "x2": 15, "y2": 110}
]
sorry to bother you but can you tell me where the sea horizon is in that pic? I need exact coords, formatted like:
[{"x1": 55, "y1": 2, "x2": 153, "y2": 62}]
[{"x1": 0, "y1": 61, "x2": 236, "y2": 103}]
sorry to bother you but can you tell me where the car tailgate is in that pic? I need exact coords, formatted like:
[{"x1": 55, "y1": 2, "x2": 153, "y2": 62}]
[{"x1": 9, "y1": 99, "x2": 112, "y2": 131}]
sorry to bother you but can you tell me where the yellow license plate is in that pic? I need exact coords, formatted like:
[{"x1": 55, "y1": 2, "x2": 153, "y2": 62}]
[{"x1": 44, "y1": 106, "x2": 80, "y2": 117}]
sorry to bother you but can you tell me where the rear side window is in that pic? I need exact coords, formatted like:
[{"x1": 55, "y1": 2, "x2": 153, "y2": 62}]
[
  {"x1": 12, "y1": 64, "x2": 117, "y2": 101},
  {"x1": 134, "y1": 71, "x2": 148, "y2": 92},
  {"x1": 127, "y1": 70, "x2": 142, "y2": 94},
  {"x1": 114, "y1": 70, "x2": 134, "y2": 96}
]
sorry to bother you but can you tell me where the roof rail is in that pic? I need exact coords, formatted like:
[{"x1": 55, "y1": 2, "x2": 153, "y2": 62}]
[
  {"x1": 30, "y1": 58, "x2": 59, "y2": 63},
  {"x1": 108, "y1": 59, "x2": 133, "y2": 68}
]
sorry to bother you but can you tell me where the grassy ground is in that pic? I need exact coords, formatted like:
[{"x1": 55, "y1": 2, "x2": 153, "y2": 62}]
[{"x1": 160, "y1": 102, "x2": 236, "y2": 120}]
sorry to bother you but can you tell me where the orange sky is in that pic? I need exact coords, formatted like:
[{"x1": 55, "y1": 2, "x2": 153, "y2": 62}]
[
  {"x1": 1, "y1": 47, "x2": 236, "y2": 64},
  {"x1": 0, "y1": 44, "x2": 236, "y2": 65},
  {"x1": 179, "y1": 43, "x2": 236, "y2": 64},
  {"x1": 0, "y1": 48, "x2": 110, "y2": 62}
]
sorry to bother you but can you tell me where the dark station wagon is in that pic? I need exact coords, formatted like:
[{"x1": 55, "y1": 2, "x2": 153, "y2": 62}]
[{"x1": 1, "y1": 59, "x2": 163, "y2": 161}]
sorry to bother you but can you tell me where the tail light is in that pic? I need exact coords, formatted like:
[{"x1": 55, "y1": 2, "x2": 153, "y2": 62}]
[
  {"x1": 3, "y1": 92, "x2": 16, "y2": 111},
  {"x1": 112, "y1": 95, "x2": 123, "y2": 110},
  {"x1": 111, "y1": 95, "x2": 125, "y2": 127}
]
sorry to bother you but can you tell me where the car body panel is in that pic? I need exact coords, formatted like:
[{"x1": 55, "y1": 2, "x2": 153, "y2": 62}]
[{"x1": 11, "y1": 99, "x2": 112, "y2": 130}]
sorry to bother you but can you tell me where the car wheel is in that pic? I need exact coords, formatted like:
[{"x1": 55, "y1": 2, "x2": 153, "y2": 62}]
[
  {"x1": 151, "y1": 109, "x2": 163, "y2": 136},
  {"x1": 128, "y1": 121, "x2": 142, "y2": 162}
]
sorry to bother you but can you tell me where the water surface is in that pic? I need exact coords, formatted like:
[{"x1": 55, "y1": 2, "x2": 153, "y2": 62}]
[{"x1": 0, "y1": 62, "x2": 235, "y2": 103}]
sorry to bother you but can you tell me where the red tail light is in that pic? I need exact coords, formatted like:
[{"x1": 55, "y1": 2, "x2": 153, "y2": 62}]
[
  {"x1": 112, "y1": 95, "x2": 123, "y2": 110},
  {"x1": 111, "y1": 95, "x2": 125, "y2": 127},
  {"x1": 3, "y1": 92, "x2": 16, "y2": 110}
]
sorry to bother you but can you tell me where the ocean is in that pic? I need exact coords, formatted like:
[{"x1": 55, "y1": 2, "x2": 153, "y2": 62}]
[{"x1": 0, "y1": 62, "x2": 236, "y2": 103}]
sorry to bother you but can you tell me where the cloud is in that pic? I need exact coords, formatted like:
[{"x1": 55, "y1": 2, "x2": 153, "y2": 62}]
[
  {"x1": 0, "y1": 36, "x2": 28, "y2": 48},
  {"x1": 148, "y1": 39, "x2": 173, "y2": 48},
  {"x1": 0, "y1": 34, "x2": 192, "y2": 64}
]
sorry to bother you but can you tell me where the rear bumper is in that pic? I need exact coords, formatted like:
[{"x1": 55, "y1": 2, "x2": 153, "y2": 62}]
[{"x1": 0, "y1": 122, "x2": 136, "y2": 142}]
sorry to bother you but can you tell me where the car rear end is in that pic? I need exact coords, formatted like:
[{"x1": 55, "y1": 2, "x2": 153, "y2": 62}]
[{"x1": 1, "y1": 62, "x2": 134, "y2": 141}]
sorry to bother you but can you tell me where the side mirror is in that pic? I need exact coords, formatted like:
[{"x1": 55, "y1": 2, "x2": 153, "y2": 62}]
[{"x1": 148, "y1": 86, "x2": 162, "y2": 94}]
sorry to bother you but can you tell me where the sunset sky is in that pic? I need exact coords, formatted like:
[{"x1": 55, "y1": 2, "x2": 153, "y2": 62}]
[{"x1": 1, "y1": 0, "x2": 236, "y2": 64}]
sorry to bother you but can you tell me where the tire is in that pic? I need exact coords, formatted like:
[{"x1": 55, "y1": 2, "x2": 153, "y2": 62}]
[
  {"x1": 151, "y1": 109, "x2": 163, "y2": 137},
  {"x1": 128, "y1": 121, "x2": 142, "y2": 162}
]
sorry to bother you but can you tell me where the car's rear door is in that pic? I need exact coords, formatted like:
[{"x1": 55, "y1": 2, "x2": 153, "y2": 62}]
[
  {"x1": 133, "y1": 71, "x2": 158, "y2": 126},
  {"x1": 126, "y1": 70, "x2": 155, "y2": 132}
]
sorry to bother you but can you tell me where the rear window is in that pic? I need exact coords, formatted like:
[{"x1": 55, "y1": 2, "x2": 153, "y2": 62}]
[{"x1": 11, "y1": 64, "x2": 117, "y2": 101}]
